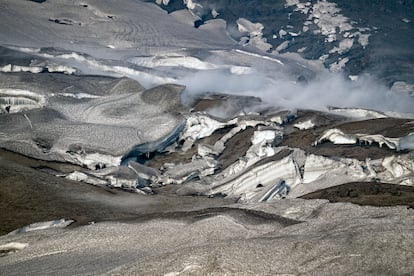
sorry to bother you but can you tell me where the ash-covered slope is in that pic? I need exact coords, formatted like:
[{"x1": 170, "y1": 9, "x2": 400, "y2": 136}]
[{"x1": 1, "y1": 198, "x2": 413, "y2": 275}]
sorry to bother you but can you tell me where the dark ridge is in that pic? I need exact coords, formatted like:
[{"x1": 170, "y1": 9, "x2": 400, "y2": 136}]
[
  {"x1": 0, "y1": 148, "x2": 82, "y2": 174},
  {"x1": 280, "y1": 117, "x2": 413, "y2": 161},
  {"x1": 218, "y1": 127, "x2": 255, "y2": 169},
  {"x1": 123, "y1": 206, "x2": 302, "y2": 226},
  {"x1": 300, "y1": 182, "x2": 414, "y2": 209},
  {"x1": 334, "y1": 118, "x2": 414, "y2": 137},
  {"x1": 27, "y1": 0, "x2": 46, "y2": 3}
]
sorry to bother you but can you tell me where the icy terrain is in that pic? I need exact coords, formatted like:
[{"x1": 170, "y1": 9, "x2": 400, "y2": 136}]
[
  {"x1": 1, "y1": 200, "x2": 413, "y2": 275},
  {"x1": 0, "y1": 0, "x2": 413, "y2": 274}
]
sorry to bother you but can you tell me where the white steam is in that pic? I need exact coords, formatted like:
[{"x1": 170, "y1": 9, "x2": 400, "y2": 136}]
[
  {"x1": 180, "y1": 68, "x2": 414, "y2": 114},
  {"x1": 20, "y1": 47, "x2": 412, "y2": 114}
]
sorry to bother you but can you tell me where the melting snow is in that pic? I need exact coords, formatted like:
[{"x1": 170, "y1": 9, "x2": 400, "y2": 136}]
[
  {"x1": 0, "y1": 242, "x2": 29, "y2": 255},
  {"x1": 0, "y1": 89, "x2": 47, "y2": 113},
  {"x1": 315, "y1": 128, "x2": 404, "y2": 151},
  {"x1": 60, "y1": 93, "x2": 101, "y2": 99},
  {"x1": 67, "y1": 152, "x2": 122, "y2": 170},
  {"x1": 328, "y1": 107, "x2": 388, "y2": 119},
  {"x1": 237, "y1": 18, "x2": 273, "y2": 52},
  {"x1": 130, "y1": 55, "x2": 217, "y2": 70},
  {"x1": 294, "y1": 120, "x2": 315, "y2": 130},
  {"x1": 9, "y1": 219, "x2": 74, "y2": 234}
]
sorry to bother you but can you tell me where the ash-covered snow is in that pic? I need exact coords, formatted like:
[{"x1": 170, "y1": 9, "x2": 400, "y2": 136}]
[
  {"x1": 0, "y1": 1, "x2": 413, "y2": 274},
  {"x1": 1, "y1": 201, "x2": 413, "y2": 275}
]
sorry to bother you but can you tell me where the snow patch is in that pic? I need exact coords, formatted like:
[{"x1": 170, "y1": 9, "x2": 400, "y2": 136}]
[
  {"x1": 329, "y1": 57, "x2": 349, "y2": 72},
  {"x1": 229, "y1": 66, "x2": 254, "y2": 75},
  {"x1": 9, "y1": 219, "x2": 74, "y2": 234},
  {"x1": 129, "y1": 55, "x2": 217, "y2": 70},
  {"x1": 67, "y1": 152, "x2": 122, "y2": 170},
  {"x1": 0, "y1": 64, "x2": 43, "y2": 73},
  {"x1": 357, "y1": 33, "x2": 370, "y2": 48},
  {"x1": 234, "y1": 49, "x2": 284, "y2": 65},
  {"x1": 0, "y1": 242, "x2": 29, "y2": 255},
  {"x1": 155, "y1": 0, "x2": 170, "y2": 5},
  {"x1": 302, "y1": 154, "x2": 368, "y2": 185},
  {"x1": 211, "y1": 8, "x2": 219, "y2": 18},
  {"x1": 180, "y1": 114, "x2": 230, "y2": 151},
  {"x1": 382, "y1": 155, "x2": 414, "y2": 179},
  {"x1": 66, "y1": 171, "x2": 108, "y2": 186},
  {"x1": 184, "y1": 0, "x2": 199, "y2": 10},
  {"x1": 329, "y1": 39, "x2": 354, "y2": 54},
  {"x1": 251, "y1": 130, "x2": 277, "y2": 145},
  {"x1": 237, "y1": 18, "x2": 273, "y2": 52},
  {"x1": 35, "y1": 51, "x2": 175, "y2": 87},
  {"x1": 294, "y1": 120, "x2": 315, "y2": 130},
  {"x1": 60, "y1": 93, "x2": 101, "y2": 99},
  {"x1": 0, "y1": 62, "x2": 75, "y2": 75},
  {"x1": 275, "y1": 41, "x2": 290, "y2": 53},
  {"x1": 45, "y1": 64, "x2": 76, "y2": 74},
  {"x1": 328, "y1": 107, "x2": 388, "y2": 119},
  {"x1": 349, "y1": 75, "x2": 358, "y2": 81},
  {"x1": 315, "y1": 128, "x2": 403, "y2": 151},
  {"x1": 0, "y1": 89, "x2": 47, "y2": 113}
]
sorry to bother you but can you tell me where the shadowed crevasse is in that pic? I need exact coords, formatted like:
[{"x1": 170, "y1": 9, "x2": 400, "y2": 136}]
[{"x1": 121, "y1": 120, "x2": 187, "y2": 165}]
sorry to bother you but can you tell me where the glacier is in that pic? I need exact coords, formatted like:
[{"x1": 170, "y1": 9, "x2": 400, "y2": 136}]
[{"x1": 0, "y1": 0, "x2": 413, "y2": 275}]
